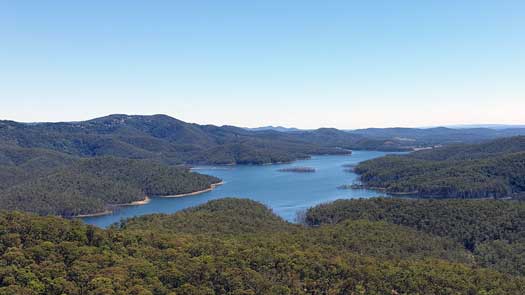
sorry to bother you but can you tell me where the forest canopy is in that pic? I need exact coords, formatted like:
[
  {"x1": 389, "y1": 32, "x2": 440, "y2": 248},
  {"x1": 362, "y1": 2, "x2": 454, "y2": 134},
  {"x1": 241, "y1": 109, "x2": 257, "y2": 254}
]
[
  {"x1": 3, "y1": 114, "x2": 524, "y2": 165},
  {"x1": 2, "y1": 116, "x2": 524, "y2": 217},
  {"x1": 354, "y1": 136, "x2": 525, "y2": 198},
  {"x1": 0, "y1": 198, "x2": 525, "y2": 294},
  {"x1": 0, "y1": 146, "x2": 220, "y2": 216},
  {"x1": 305, "y1": 197, "x2": 525, "y2": 276}
]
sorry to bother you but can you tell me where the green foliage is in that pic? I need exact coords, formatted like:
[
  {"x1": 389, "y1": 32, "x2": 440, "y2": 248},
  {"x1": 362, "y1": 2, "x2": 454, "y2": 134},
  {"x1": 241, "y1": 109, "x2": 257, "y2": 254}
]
[
  {"x1": 304, "y1": 197, "x2": 525, "y2": 275},
  {"x1": 354, "y1": 136, "x2": 525, "y2": 198},
  {"x1": 305, "y1": 219, "x2": 473, "y2": 264},
  {"x1": 2, "y1": 115, "x2": 525, "y2": 293},
  {"x1": 0, "y1": 199, "x2": 525, "y2": 294},
  {"x1": 0, "y1": 115, "x2": 358, "y2": 166},
  {"x1": 3, "y1": 115, "x2": 525, "y2": 165},
  {"x1": 0, "y1": 155, "x2": 220, "y2": 216},
  {"x1": 474, "y1": 240, "x2": 525, "y2": 276},
  {"x1": 3, "y1": 115, "x2": 523, "y2": 216},
  {"x1": 118, "y1": 198, "x2": 292, "y2": 235}
]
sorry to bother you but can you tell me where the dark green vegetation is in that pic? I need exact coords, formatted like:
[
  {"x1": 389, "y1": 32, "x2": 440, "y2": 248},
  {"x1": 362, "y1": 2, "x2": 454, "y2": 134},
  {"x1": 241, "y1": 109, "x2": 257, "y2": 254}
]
[
  {"x1": 1, "y1": 115, "x2": 524, "y2": 216},
  {"x1": 2, "y1": 198, "x2": 525, "y2": 294},
  {"x1": 0, "y1": 147, "x2": 220, "y2": 216},
  {"x1": 277, "y1": 167, "x2": 316, "y2": 173},
  {"x1": 4, "y1": 115, "x2": 525, "y2": 165},
  {"x1": 0, "y1": 142, "x2": 220, "y2": 216},
  {"x1": 0, "y1": 115, "x2": 360, "y2": 165},
  {"x1": 305, "y1": 198, "x2": 525, "y2": 276},
  {"x1": 354, "y1": 136, "x2": 525, "y2": 198},
  {"x1": 8, "y1": 114, "x2": 523, "y2": 217}
]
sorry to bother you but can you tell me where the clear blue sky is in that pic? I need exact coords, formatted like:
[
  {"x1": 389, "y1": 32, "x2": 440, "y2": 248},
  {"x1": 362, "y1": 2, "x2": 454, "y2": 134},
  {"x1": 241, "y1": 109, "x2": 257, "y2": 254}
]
[{"x1": 1, "y1": 1, "x2": 524, "y2": 128}]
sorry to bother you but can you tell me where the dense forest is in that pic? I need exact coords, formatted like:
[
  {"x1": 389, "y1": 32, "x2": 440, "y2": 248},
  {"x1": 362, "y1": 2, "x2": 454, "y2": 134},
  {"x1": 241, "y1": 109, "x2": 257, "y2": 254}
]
[
  {"x1": 0, "y1": 115, "x2": 362, "y2": 166},
  {"x1": 3, "y1": 114, "x2": 525, "y2": 165},
  {"x1": 354, "y1": 136, "x2": 525, "y2": 198},
  {"x1": 1, "y1": 198, "x2": 525, "y2": 294},
  {"x1": 7, "y1": 114, "x2": 524, "y2": 217},
  {"x1": 351, "y1": 126, "x2": 525, "y2": 146},
  {"x1": 0, "y1": 144, "x2": 220, "y2": 216},
  {"x1": 304, "y1": 197, "x2": 525, "y2": 277}
]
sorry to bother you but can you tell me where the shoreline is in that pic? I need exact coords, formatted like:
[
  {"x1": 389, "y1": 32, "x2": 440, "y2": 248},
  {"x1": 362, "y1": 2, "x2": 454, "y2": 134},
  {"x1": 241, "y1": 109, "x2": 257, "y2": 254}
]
[
  {"x1": 124, "y1": 196, "x2": 151, "y2": 206},
  {"x1": 352, "y1": 184, "x2": 419, "y2": 195},
  {"x1": 163, "y1": 181, "x2": 225, "y2": 198},
  {"x1": 74, "y1": 210, "x2": 113, "y2": 218},
  {"x1": 190, "y1": 152, "x2": 353, "y2": 168},
  {"x1": 76, "y1": 182, "x2": 224, "y2": 218}
]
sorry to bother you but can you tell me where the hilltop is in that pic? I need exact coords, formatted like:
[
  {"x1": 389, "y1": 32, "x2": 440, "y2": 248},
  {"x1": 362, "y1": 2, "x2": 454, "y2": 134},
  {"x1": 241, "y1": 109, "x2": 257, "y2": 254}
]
[
  {"x1": 4, "y1": 114, "x2": 525, "y2": 165},
  {"x1": 1, "y1": 198, "x2": 525, "y2": 294},
  {"x1": 1, "y1": 114, "x2": 525, "y2": 217},
  {"x1": 354, "y1": 136, "x2": 525, "y2": 198}
]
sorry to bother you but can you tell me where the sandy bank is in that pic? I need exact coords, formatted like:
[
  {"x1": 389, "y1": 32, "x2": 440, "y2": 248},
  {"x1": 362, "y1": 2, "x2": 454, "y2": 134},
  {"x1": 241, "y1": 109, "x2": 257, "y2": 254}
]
[
  {"x1": 75, "y1": 182, "x2": 224, "y2": 218},
  {"x1": 74, "y1": 196, "x2": 151, "y2": 218},
  {"x1": 125, "y1": 196, "x2": 151, "y2": 206},
  {"x1": 74, "y1": 210, "x2": 113, "y2": 218},
  {"x1": 163, "y1": 181, "x2": 225, "y2": 198}
]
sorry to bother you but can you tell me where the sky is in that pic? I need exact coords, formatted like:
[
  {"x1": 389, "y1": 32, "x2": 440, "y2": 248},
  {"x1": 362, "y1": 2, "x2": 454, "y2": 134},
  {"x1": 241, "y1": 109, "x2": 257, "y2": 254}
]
[{"x1": 1, "y1": 1, "x2": 524, "y2": 129}]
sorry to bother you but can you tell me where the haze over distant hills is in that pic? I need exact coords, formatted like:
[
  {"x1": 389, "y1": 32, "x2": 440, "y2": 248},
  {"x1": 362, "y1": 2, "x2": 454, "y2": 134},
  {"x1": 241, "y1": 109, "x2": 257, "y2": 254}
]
[
  {"x1": 3, "y1": 113, "x2": 523, "y2": 217},
  {"x1": 247, "y1": 123, "x2": 525, "y2": 140},
  {"x1": 244, "y1": 125, "x2": 305, "y2": 132},
  {"x1": 442, "y1": 124, "x2": 525, "y2": 130},
  {"x1": 3, "y1": 114, "x2": 525, "y2": 166},
  {"x1": 349, "y1": 126, "x2": 525, "y2": 145},
  {"x1": 355, "y1": 136, "x2": 525, "y2": 199},
  {"x1": 2, "y1": 114, "x2": 525, "y2": 293},
  {"x1": 3, "y1": 113, "x2": 522, "y2": 217}
]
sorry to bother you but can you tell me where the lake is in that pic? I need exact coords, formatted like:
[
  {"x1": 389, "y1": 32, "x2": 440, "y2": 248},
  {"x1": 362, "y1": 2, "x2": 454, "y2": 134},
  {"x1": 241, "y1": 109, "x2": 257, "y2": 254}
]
[{"x1": 82, "y1": 150, "x2": 393, "y2": 227}]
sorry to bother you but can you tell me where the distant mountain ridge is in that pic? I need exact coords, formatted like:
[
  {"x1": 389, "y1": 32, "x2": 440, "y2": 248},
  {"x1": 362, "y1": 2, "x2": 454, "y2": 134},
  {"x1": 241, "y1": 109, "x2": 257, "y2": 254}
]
[
  {"x1": 244, "y1": 125, "x2": 304, "y2": 132},
  {"x1": 0, "y1": 114, "x2": 356, "y2": 165},
  {"x1": 443, "y1": 124, "x2": 525, "y2": 130},
  {"x1": 350, "y1": 126, "x2": 525, "y2": 145},
  {"x1": 1, "y1": 114, "x2": 525, "y2": 217},
  {"x1": 2, "y1": 114, "x2": 525, "y2": 166}
]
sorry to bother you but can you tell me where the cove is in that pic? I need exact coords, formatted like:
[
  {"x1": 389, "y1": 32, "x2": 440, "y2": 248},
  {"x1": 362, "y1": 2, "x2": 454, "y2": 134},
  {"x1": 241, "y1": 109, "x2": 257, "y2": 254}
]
[{"x1": 82, "y1": 150, "x2": 395, "y2": 228}]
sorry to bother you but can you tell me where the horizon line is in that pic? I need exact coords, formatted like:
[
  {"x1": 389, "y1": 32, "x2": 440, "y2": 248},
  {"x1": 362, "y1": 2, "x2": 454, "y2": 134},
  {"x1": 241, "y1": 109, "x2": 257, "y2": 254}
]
[{"x1": 2, "y1": 113, "x2": 525, "y2": 131}]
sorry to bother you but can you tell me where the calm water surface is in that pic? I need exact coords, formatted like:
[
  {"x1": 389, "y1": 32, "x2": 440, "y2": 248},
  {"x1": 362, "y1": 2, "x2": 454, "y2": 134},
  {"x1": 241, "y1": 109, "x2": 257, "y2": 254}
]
[{"x1": 82, "y1": 151, "x2": 394, "y2": 227}]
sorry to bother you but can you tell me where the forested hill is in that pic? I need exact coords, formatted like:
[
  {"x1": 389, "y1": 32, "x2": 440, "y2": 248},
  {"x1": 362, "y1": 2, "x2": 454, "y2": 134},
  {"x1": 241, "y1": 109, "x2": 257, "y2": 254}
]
[
  {"x1": 3, "y1": 114, "x2": 525, "y2": 165},
  {"x1": 354, "y1": 136, "x2": 525, "y2": 198},
  {"x1": 0, "y1": 113, "x2": 370, "y2": 217},
  {"x1": 0, "y1": 147, "x2": 220, "y2": 216},
  {"x1": 2, "y1": 114, "x2": 524, "y2": 216},
  {"x1": 304, "y1": 198, "x2": 525, "y2": 276},
  {"x1": 351, "y1": 126, "x2": 525, "y2": 146},
  {"x1": 1, "y1": 198, "x2": 525, "y2": 294},
  {"x1": 0, "y1": 115, "x2": 359, "y2": 165}
]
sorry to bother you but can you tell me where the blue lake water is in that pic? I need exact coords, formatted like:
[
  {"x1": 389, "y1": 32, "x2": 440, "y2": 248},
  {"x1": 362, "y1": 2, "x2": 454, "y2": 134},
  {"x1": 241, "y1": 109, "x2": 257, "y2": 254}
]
[{"x1": 82, "y1": 150, "x2": 394, "y2": 227}]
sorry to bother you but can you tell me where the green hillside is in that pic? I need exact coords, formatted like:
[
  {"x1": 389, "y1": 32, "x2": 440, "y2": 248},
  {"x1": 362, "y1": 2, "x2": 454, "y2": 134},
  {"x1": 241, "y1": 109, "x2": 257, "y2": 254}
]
[
  {"x1": 0, "y1": 115, "x2": 358, "y2": 165},
  {"x1": 305, "y1": 197, "x2": 525, "y2": 276},
  {"x1": 354, "y1": 136, "x2": 525, "y2": 198},
  {"x1": 1, "y1": 198, "x2": 524, "y2": 294},
  {"x1": 0, "y1": 146, "x2": 220, "y2": 216},
  {"x1": 6, "y1": 114, "x2": 524, "y2": 166}
]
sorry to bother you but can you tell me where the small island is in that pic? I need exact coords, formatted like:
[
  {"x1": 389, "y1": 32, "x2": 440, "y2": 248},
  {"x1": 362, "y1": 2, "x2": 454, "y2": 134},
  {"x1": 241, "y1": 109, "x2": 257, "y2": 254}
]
[{"x1": 278, "y1": 167, "x2": 316, "y2": 173}]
